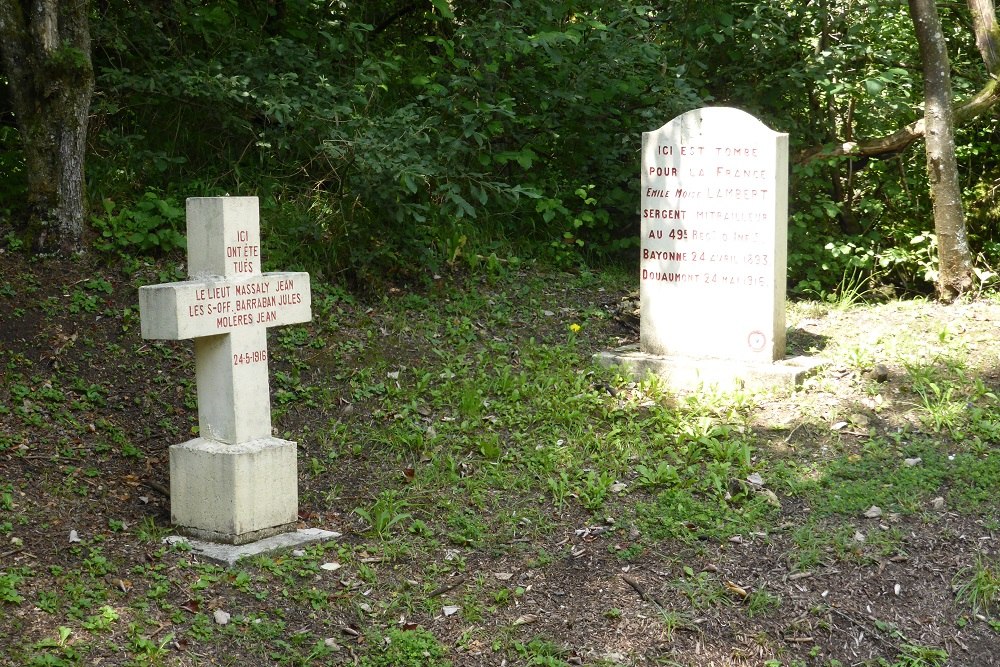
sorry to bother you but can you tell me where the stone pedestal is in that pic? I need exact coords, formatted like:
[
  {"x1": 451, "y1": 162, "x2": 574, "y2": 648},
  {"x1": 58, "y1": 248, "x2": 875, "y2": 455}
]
[
  {"x1": 169, "y1": 437, "x2": 298, "y2": 545},
  {"x1": 595, "y1": 345, "x2": 824, "y2": 393}
]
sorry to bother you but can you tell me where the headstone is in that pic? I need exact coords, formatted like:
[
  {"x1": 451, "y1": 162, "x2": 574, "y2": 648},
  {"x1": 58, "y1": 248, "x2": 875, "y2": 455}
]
[
  {"x1": 139, "y1": 197, "x2": 320, "y2": 546},
  {"x1": 596, "y1": 108, "x2": 822, "y2": 391},
  {"x1": 640, "y1": 107, "x2": 787, "y2": 360}
]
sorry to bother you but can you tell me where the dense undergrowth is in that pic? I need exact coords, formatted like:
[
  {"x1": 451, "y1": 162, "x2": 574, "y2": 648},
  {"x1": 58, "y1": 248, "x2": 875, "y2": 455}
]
[{"x1": 3, "y1": 1, "x2": 1000, "y2": 295}]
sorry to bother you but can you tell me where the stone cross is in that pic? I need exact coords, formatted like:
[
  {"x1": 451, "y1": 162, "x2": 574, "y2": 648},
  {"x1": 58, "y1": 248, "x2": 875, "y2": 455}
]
[{"x1": 139, "y1": 197, "x2": 311, "y2": 544}]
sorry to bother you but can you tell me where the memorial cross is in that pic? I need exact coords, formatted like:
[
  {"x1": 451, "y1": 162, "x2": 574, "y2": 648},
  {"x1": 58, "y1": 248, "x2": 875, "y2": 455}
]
[
  {"x1": 138, "y1": 196, "x2": 312, "y2": 545},
  {"x1": 139, "y1": 197, "x2": 311, "y2": 444}
]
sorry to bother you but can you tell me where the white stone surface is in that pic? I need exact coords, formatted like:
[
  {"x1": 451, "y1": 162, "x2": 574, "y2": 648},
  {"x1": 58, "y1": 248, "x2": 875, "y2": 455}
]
[
  {"x1": 165, "y1": 528, "x2": 342, "y2": 566},
  {"x1": 170, "y1": 437, "x2": 298, "y2": 544},
  {"x1": 137, "y1": 196, "x2": 312, "y2": 543},
  {"x1": 139, "y1": 272, "x2": 310, "y2": 340},
  {"x1": 639, "y1": 107, "x2": 788, "y2": 362},
  {"x1": 594, "y1": 345, "x2": 824, "y2": 393}
]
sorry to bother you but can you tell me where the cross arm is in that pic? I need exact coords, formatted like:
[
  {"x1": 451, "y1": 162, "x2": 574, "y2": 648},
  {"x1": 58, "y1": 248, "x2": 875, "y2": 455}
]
[{"x1": 139, "y1": 272, "x2": 311, "y2": 340}]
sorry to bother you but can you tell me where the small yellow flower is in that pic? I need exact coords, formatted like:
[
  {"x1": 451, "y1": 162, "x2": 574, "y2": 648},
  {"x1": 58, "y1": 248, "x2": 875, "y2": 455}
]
[{"x1": 569, "y1": 323, "x2": 581, "y2": 333}]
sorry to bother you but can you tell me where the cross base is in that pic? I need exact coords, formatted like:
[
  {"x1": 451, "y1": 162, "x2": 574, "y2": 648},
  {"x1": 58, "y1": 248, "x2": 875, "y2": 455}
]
[
  {"x1": 164, "y1": 529, "x2": 341, "y2": 567},
  {"x1": 170, "y1": 436, "x2": 298, "y2": 545}
]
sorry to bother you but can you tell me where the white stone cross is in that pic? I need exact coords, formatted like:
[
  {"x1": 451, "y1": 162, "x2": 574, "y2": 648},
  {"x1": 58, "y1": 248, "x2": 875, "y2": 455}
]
[
  {"x1": 139, "y1": 197, "x2": 311, "y2": 444},
  {"x1": 138, "y1": 196, "x2": 312, "y2": 544}
]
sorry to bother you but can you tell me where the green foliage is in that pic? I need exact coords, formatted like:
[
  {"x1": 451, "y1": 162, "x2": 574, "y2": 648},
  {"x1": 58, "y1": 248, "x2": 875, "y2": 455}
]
[
  {"x1": 360, "y1": 627, "x2": 450, "y2": 667},
  {"x1": 0, "y1": 568, "x2": 26, "y2": 605},
  {"x1": 513, "y1": 636, "x2": 570, "y2": 667},
  {"x1": 90, "y1": 193, "x2": 185, "y2": 254},
  {"x1": 86, "y1": 1, "x2": 703, "y2": 279},
  {"x1": 953, "y1": 553, "x2": 1000, "y2": 616},
  {"x1": 354, "y1": 490, "x2": 412, "y2": 539},
  {"x1": 0, "y1": 0, "x2": 997, "y2": 282}
]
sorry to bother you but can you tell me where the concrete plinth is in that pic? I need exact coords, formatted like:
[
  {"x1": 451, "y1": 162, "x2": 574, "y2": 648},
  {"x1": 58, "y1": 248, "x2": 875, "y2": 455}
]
[
  {"x1": 170, "y1": 436, "x2": 298, "y2": 545},
  {"x1": 165, "y1": 528, "x2": 341, "y2": 567},
  {"x1": 594, "y1": 344, "x2": 824, "y2": 393}
]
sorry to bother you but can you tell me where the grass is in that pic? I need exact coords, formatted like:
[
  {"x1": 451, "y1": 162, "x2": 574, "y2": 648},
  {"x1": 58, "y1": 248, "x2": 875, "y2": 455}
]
[
  {"x1": 1, "y1": 256, "x2": 999, "y2": 665},
  {"x1": 954, "y1": 553, "x2": 1000, "y2": 616}
]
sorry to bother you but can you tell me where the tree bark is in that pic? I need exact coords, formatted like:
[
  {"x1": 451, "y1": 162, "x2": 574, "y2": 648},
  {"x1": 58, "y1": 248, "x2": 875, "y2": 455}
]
[
  {"x1": 909, "y1": 0, "x2": 974, "y2": 301},
  {"x1": 968, "y1": 0, "x2": 1000, "y2": 72},
  {"x1": 0, "y1": 0, "x2": 94, "y2": 254}
]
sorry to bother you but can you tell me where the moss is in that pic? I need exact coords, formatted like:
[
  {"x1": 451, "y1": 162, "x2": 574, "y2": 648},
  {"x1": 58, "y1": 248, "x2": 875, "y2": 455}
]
[{"x1": 45, "y1": 43, "x2": 92, "y2": 78}]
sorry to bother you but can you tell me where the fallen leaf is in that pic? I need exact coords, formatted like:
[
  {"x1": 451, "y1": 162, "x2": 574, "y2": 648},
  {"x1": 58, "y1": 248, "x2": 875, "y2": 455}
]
[
  {"x1": 321, "y1": 562, "x2": 342, "y2": 572},
  {"x1": 848, "y1": 412, "x2": 869, "y2": 427},
  {"x1": 724, "y1": 580, "x2": 748, "y2": 599},
  {"x1": 759, "y1": 489, "x2": 781, "y2": 508},
  {"x1": 494, "y1": 572, "x2": 514, "y2": 581},
  {"x1": 512, "y1": 614, "x2": 537, "y2": 626}
]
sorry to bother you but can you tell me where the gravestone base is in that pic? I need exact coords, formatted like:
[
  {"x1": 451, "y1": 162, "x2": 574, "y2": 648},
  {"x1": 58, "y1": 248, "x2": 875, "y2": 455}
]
[
  {"x1": 170, "y1": 437, "x2": 299, "y2": 545},
  {"x1": 594, "y1": 345, "x2": 824, "y2": 393},
  {"x1": 165, "y1": 528, "x2": 342, "y2": 567}
]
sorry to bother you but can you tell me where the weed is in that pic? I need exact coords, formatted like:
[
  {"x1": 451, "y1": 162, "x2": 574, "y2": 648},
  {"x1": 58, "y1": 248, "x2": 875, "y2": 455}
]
[
  {"x1": 355, "y1": 490, "x2": 412, "y2": 539},
  {"x1": 513, "y1": 636, "x2": 570, "y2": 666},
  {"x1": 136, "y1": 516, "x2": 170, "y2": 543},
  {"x1": 578, "y1": 470, "x2": 616, "y2": 511},
  {"x1": 0, "y1": 568, "x2": 26, "y2": 604},
  {"x1": 547, "y1": 471, "x2": 572, "y2": 508},
  {"x1": 746, "y1": 589, "x2": 782, "y2": 618},
  {"x1": 360, "y1": 627, "x2": 451, "y2": 667},
  {"x1": 659, "y1": 609, "x2": 692, "y2": 642},
  {"x1": 953, "y1": 553, "x2": 1000, "y2": 616},
  {"x1": 635, "y1": 461, "x2": 680, "y2": 489},
  {"x1": 889, "y1": 643, "x2": 948, "y2": 666},
  {"x1": 26, "y1": 626, "x2": 78, "y2": 666},
  {"x1": 673, "y1": 568, "x2": 733, "y2": 609},
  {"x1": 82, "y1": 604, "x2": 119, "y2": 632}
]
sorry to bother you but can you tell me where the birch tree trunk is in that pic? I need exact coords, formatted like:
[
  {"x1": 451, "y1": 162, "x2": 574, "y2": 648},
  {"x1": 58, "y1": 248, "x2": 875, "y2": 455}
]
[
  {"x1": 0, "y1": 0, "x2": 94, "y2": 254},
  {"x1": 909, "y1": 0, "x2": 974, "y2": 301}
]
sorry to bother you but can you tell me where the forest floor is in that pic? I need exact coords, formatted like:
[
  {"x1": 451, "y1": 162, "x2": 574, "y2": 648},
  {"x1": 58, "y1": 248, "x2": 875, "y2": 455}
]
[{"x1": 1, "y1": 250, "x2": 999, "y2": 667}]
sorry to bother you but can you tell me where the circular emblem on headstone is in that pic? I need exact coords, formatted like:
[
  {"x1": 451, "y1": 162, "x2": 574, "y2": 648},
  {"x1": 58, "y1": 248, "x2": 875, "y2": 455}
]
[{"x1": 747, "y1": 330, "x2": 767, "y2": 352}]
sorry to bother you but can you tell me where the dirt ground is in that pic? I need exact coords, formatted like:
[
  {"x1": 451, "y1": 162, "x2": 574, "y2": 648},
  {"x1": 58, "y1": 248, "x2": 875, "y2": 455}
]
[{"x1": 1, "y1": 251, "x2": 998, "y2": 666}]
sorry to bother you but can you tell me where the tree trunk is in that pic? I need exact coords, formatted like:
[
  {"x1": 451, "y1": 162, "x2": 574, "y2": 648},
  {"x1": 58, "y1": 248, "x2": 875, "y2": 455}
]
[
  {"x1": 909, "y1": 0, "x2": 974, "y2": 301},
  {"x1": 968, "y1": 0, "x2": 1000, "y2": 72},
  {"x1": 798, "y1": 1, "x2": 1000, "y2": 165},
  {"x1": 0, "y1": 0, "x2": 94, "y2": 255}
]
